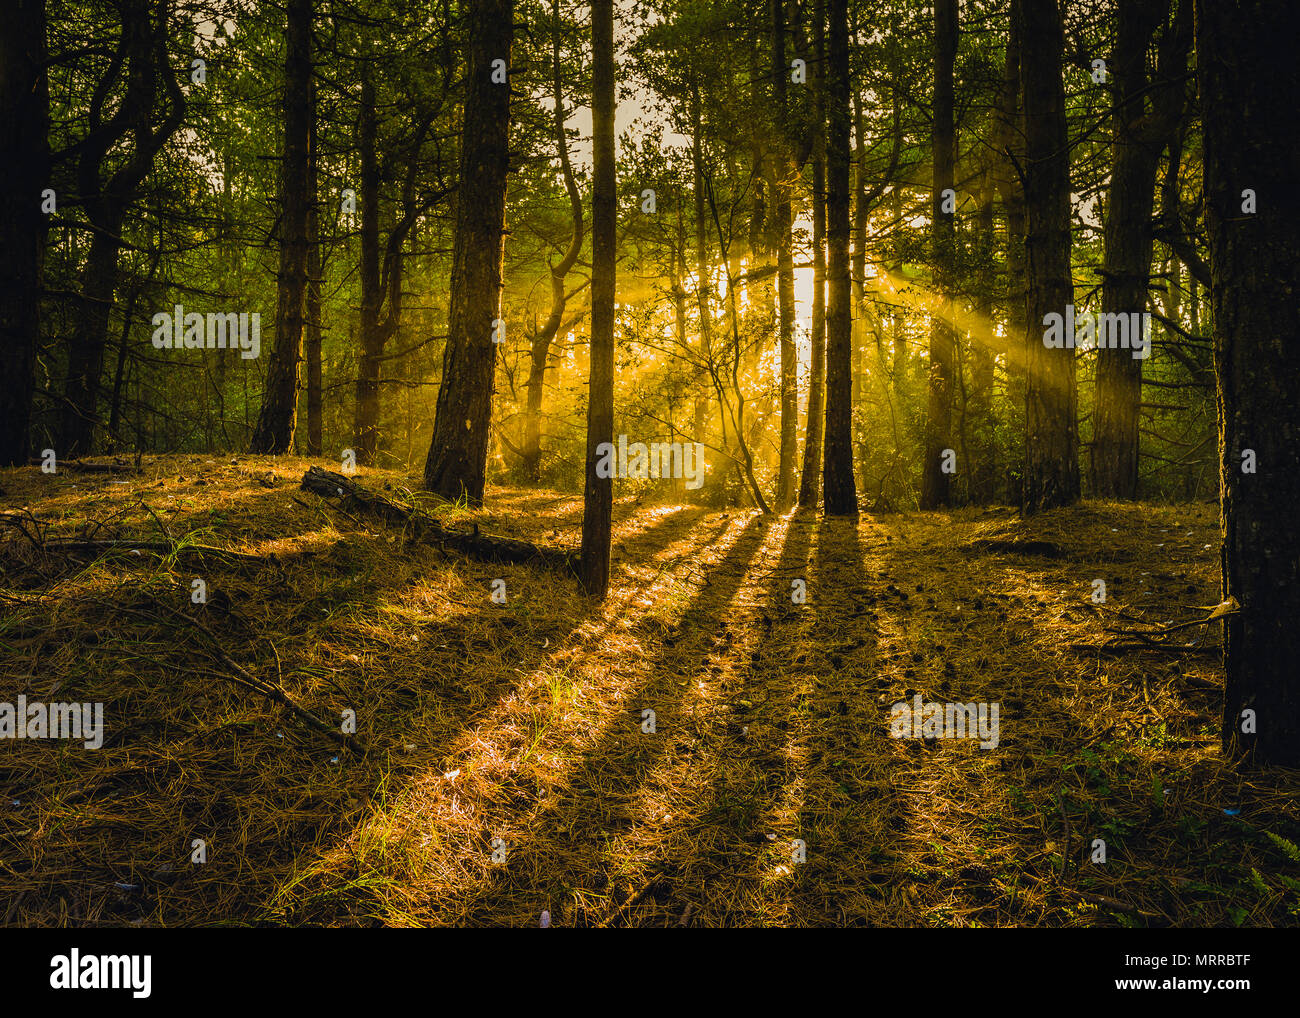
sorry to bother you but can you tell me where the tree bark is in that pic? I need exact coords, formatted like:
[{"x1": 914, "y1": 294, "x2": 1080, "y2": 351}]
[
  {"x1": 772, "y1": 0, "x2": 797, "y2": 510},
  {"x1": 0, "y1": 0, "x2": 48, "y2": 466},
  {"x1": 579, "y1": 0, "x2": 615, "y2": 599},
  {"x1": 822, "y1": 0, "x2": 857, "y2": 516},
  {"x1": 1092, "y1": 0, "x2": 1190, "y2": 498},
  {"x1": 1198, "y1": 0, "x2": 1300, "y2": 766},
  {"x1": 60, "y1": 0, "x2": 184, "y2": 455},
  {"x1": 304, "y1": 67, "x2": 322, "y2": 458},
  {"x1": 1018, "y1": 0, "x2": 1079, "y2": 513},
  {"x1": 354, "y1": 68, "x2": 383, "y2": 464},
  {"x1": 994, "y1": 12, "x2": 1025, "y2": 493},
  {"x1": 921, "y1": 0, "x2": 958, "y2": 509},
  {"x1": 798, "y1": 0, "x2": 827, "y2": 510},
  {"x1": 523, "y1": 0, "x2": 584, "y2": 481},
  {"x1": 422, "y1": 0, "x2": 513, "y2": 503},
  {"x1": 250, "y1": 0, "x2": 313, "y2": 454}
]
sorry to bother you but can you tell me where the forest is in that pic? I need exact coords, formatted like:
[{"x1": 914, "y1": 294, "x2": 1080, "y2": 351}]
[{"x1": 1, "y1": 0, "x2": 1298, "y2": 931}]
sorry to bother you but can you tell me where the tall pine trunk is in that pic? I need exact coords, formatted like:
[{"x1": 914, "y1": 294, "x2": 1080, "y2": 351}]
[
  {"x1": 354, "y1": 69, "x2": 383, "y2": 465},
  {"x1": 250, "y1": 0, "x2": 313, "y2": 454},
  {"x1": 1198, "y1": 0, "x2": 1300, "y2": 766},
  {"x1": 580, "y1": 0, "x2": 615, "y2": 599},
  {"x1": 823, "y1": 0, "x2": 857, "y2": 516},
  {"x1": 523, "y1": 0, "x2": 583, "y2": 481},
  {"x1": 304, "y1": 66, "x2": 323, "y2": 458},
  {"x1": 798, "y1": 0, "x2": 827, "y2": 510},
  {"x1": 994, "y1": 14, "x2": 1026, "y2": 496},
  {"x1": 423, "y1": 0, "x2": 514, "y2": 503},
  {"x1": 920, "y1": 0, "x2": 957, "y2": 509},
  {"x1": 772, "y1": 0, "x2": 797, "y2": 509},
  {"x1": 1092, "y1": 0, "x2": 1190, "y2": 498},
  {"x1": 0, "y1": 0, "x2": 48, "y2": 466},
  {"x1": 1018, "y1": 0, "x2": 1079, "y2": 513}
]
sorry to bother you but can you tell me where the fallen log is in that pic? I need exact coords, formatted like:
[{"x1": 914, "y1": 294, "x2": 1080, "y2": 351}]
[{"x1": 299, "y1": 467, "x2": 579, "y2": 573}]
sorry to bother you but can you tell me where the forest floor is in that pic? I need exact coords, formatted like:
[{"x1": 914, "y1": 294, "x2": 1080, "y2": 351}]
[{"x1": 2, "y1": 454, "x2": 1299, "y2": 927}]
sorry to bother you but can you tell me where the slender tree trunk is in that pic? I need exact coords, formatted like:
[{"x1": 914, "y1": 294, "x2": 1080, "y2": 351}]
[
  {"x1": 61, "y1": 0, "x2": 182, "y2": 455},
  {"x1": 0, "y1": 0, "x2": 47, "y2": 466},
  {"x1": 523, "y1": 0, "x2": 583, "y2": 481},
  {"x1": 1198, "y1": 0, "x2": 1300, "y2": 766},
  {"x1": 823, "y1": 0, "x2": 857, "y2": 516},
  {"x1": 994, "y1": 12, "x2": 1025, "y2": 498},
  {"x1": 580, "y1": 0, "x2": 615, "y2": 598},
  {"x1": 690, "y1": 81, "x2": 715, "y2": 489},
  {"x1": 1093, "y1": 0, "x2": 1190, "y2": 498},
  {"x1": 1091, "y1": 1, "x2": 1155, "y2": 498},
  {"x1": 851, "y1": 90, "x2": 867, "y2": 411},
  {"x1": 771, "y1": 0, "x2": 797, "y2": 509},
  {"x1": 305, "y1": 70, "x2": 323, "y2": 457},
  {"x1": 968, "y1": 172, "x2": 996, "y2": 503},
  {"x1": 798, "y1": 0, "x2": 827, "y2": 510},
  {"x1": 250, "y1": 0, "x2": 313, "y2": 454},
  {"x1": 921, "y1": 0, "x2": 957, "y2": 509},
  {"x1": 354, "y1": 70, "x2": 382, "y2": 464},
  {"x1": 423, "y1": 0, "x2": 514, "y2": 502},
  {"x1": 1018, "y1": 0, "x2": 1079, "y2": 513}
]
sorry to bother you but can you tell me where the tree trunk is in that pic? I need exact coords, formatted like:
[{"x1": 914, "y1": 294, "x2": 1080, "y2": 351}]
[
  {"x1": 994, "y1": 12, "x2": 1026, "y2": 495},
  {"x1": 921, "y1": 0, "x2": 958, "y2": 509},
  {"x1": 61, "y1": 0, "x2": 183, "y2": 455},
  {"x1": 1198, "y1": 0, "x2": 1300, "y2": 766},
  {"x1": 63, "y1": 219, "x2": 123, "y2": 455},
  {"x1": 523, "y1": 0, "x2": 584, "y2": 481},
  {"x1": 354, "y1": 69, "x2": 383, "y2": 465},
  {"x1": 0, "y1": 0, "x2": 47, "y2": 466},
  {"x1": 822, "y1": 0, "x2": 857, "y2": 516},
  {"x1": 1092, "y1": 0, "x2": 1190, "y2": 498},
  {"x1": 422, "y1": 0, "x2": 514, "y2": 503},
  {"x1": 772, "y1": 0, "x2": 797, "y2": 510},
  {"x1": 797, "y1": 0, "x2": 827, "y2": 510},
  {"x1": 579, "y1": 0, "x2": 615, "y2": 599},
  {"x1": 1018, "y1": 0, "x2": 1079, "y2": 513},
  {"x1": 851, "y1": 90, "x2": 867, "y2": 411},
  {"x1": 968, "y1": 172, "x2": 997, "y2": 503},
  {"x1": 690, "y1": 81, "x2": 715, "y2": 490},
  {"x1": 250, "y1": 0, "x2": 313, "y2": 454},
  {"x1": 305, "y1": 68, "x2": 323, "y2": 458}
]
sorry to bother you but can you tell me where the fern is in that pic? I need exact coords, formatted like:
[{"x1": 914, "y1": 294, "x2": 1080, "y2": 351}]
[{"x1": 1266, "y1": 830, "x2": 1300, "y2": 864}]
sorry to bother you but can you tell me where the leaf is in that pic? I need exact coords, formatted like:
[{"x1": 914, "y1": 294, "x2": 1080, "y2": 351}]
[{"x1": 1266, "y1": 830, "x2": 1300, "y2": 864}]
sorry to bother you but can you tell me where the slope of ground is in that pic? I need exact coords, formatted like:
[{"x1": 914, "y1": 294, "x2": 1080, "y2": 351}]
[{"x1": 1, "y1": 455, "x2": 1298, "y2": 927}]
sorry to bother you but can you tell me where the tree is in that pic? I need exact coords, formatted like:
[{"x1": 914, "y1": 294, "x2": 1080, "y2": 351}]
[
  {"x1": 1017, "y1": 0, "x2": 1079, "y2": 513},
  {"x1": 59, "y1": 0, "x2": 184, "y2": 455},
  {"x1": 771, "y1": 0, "x2": 797, "y2": 509},
  {"x1": 822, "y1": 0, "x2": 857, "y2": 516},
  {"x1": 0, "y1": 0, "x2": 48, "y2": 466},
  {"x1": 304, "y1": 64, "x2": 323, "y2": 458},
  {"x1": 1091, "y1": 0, "x2": 1191, "y2": 498},
  {"x1": 797, "y1": 0, "x2": 827, "y2": 510},
  {"x1": 522, "y1": 0, "x2": 584, "y2": 481},
  {"x1": 250, "y1": 0, "x2": 313, "y2": 454},
  {"x1": 423, "y1": 0, "x2": 514, "y2": 504},
  {"x1": 580, "y1": 0, "x2": 615, "y2": 599},
  {"x1": 1198, "y1": 0, "x2": 1300, "y2": 766},
  {"x1": 920, "y1": 0, "x2": 957, "y2": 509}
]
